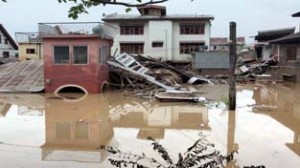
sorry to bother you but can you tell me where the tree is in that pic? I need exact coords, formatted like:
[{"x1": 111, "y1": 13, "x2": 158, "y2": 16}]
[
  {"x1": 1, "y1": 0, "x2": 194, "y2": 19},
  {"x1": 57, "y1": 0, "x2": 169, "y2": 19}
]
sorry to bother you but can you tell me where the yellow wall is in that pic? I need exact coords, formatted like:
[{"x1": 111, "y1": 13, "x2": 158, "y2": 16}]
[{"x1": 18, "y1": 43, "x2": 43, "y2": 61}]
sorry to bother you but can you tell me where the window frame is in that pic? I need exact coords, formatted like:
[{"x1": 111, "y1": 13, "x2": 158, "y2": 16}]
[
  {"x1": 73, "y1": 45, "x2": 88, "y2": 65},
  {"x1": 286, "y1": 47, "x2": 297, "y2": 61},
  {"x1": 120, "y1": 24, "x2": 144, "y2": 35},
  {"x1": 180, "y1": 23, "x2": 205, "y2": 35},
  {"x1": 53, "y1": 45, "x2": 70, "y2": 65},
  {"x1": 152, "y1": 41, "x2": 164, "y2": 48},
  {"x1": 179, "y1": 42, "x2": 205, "y2": 54},
  {"x1": 120, "y1": 43, "x2": 144, "y2": 54},
  {"x1": 26, "y1": 48, "x2": 36, "y2": 54}
]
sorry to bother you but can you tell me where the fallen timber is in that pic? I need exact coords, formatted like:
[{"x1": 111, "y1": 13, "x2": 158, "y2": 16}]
[{"x1": 107, "y1": 53, "x2": 208, "y2": 102}]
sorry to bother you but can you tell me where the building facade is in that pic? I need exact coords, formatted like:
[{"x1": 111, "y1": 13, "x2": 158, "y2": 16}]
[
  {"x1": 102, "y1": 5, "x2": 214, "y2": 62},
  {"x1": 210, "y1": 37, "x2": 245, "y2": 52},
  {"x1": 0, "y1": 24, "x2": 18, "y2": 58},
  {"x1": 15, "y1": 32, "x2": 43, "y2": 61},
  {"x1": 40, "y1": 22, "x2": 113, "y2": 93}
]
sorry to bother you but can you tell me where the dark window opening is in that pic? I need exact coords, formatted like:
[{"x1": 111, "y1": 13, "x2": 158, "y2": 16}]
[
  {"x1": 4, "y1": 39, "x2": 8, "y2": 44},
  {"x1": 2, "y1": 51, "x2": 9, "y2": 58},
  {"x1": 180, "y1": 24, "x2": 205, "y2": 35},
  {"x1": 26, "y1": 48, "x2": 36, "y2": 54},
  {"x1": 152, "y1": 42, "x2": 163, "y2": 48},
  {"x1": 120, "y1": 25, "x2": 144, "y2": 35},
  {"x1": 120, "y1": 43, "x2": 144, "y2": 54},
  {"x1": 54, "y1": 46, "x2": 69, "y2": 64},
  {"x1": 73, "y1": 46, "x2": 88, "y2": 64},
  {"x1": 180, "y1": 43, "x2": 205, "y2": 54}
]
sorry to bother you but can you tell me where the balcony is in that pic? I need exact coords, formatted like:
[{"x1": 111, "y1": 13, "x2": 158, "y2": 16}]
[{"x1": 38, "y1": 22, "x2": 117, "y2": 39}]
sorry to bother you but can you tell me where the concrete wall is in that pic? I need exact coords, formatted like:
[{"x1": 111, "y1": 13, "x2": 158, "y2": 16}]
[
  {"x1": 43, "y1": 36, "x2": 110, "y2": 93},
  {"x1": 271, "y1": 44, "x2": 300, "y2": 82},
  {"x1": 106, "y1": 20, "x2": 211, "y2": 62}
]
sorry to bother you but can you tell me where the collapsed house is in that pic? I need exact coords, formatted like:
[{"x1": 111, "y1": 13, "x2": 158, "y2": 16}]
[{"x1": 107, "y1": 52, "x2": 211, "y2": 101}]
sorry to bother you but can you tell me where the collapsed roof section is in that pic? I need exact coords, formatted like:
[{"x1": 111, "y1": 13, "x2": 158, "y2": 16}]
[{"x1": 255, "y1": 27, "x2": 295, "y2": 42}]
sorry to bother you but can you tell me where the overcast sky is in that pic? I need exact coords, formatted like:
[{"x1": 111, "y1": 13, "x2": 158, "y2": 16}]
[{"x1": 1, "y1": 0, "x2": 299, "y2": 44}]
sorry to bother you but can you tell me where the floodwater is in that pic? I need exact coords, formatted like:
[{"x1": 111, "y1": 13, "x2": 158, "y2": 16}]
[{"x1": 0, "y1": 83, "x2": 299, "y2": 168}]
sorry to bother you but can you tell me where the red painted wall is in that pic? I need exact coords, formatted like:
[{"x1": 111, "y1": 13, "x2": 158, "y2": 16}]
[{"x1": 43, "y1": 35, "x2": 111, "y2": 93}]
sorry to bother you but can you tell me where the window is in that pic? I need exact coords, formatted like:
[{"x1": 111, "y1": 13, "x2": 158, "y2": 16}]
[
  {"x1": 54, "y1": 46, "x2": 69, "y2": 64},
  {"x1": 26, "y1": 48, "x2": 36, "y2": 54},
  {"x1": 180, "y1": 24, "x2": 205, "y2": 34},
  {"x1": 287, "y1": 47, "x2": 297, "y2": 61},
  {"x1": 4, "y1": 39, "x2": 8, "y2": 44},
  {"x1": 0, "y1": 36, "x2": 1, "y2": 43},
  {"x1": 75, "y1": 121, "x2": 89, "y2": 139},
  {"x1": 180, "y1": 43, "x2": 204, "y2": 54},
  {"x1": 120, "y1": 25, "x2": 144, "y2": 35},
  {"x1": 73, "y1": 46, "x2": 88, "y2": 64},
  {"x1": 152, "y1": 42, "x2": 163, "y2": 48},
  {"x1": 99, "y1": 46, "x2": 109, "y2": 63},
  {"x1": 120, "y1": 43, "x2": 144, "y2": 54},
  {"x1": 2, "y1": 51, "x2": 9, "y2": 58}
]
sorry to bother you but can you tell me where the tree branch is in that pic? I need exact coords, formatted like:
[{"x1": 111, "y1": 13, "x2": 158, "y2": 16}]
[{"x1": 93, "y1": 0, "x2": 169, "y2": 7}]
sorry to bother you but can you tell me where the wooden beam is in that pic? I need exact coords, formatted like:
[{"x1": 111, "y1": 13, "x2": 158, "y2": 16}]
[{"x1": 229, "y1": 22, "x2": 237, "y2": 110}]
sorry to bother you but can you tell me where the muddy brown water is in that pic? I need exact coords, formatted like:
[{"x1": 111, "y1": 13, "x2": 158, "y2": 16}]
[{"x1": 0, "y1": 83, "x2": 299, "y2": 168}]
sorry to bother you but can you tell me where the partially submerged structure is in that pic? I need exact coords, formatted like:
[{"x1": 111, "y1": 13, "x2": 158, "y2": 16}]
[
  {"x1": 0, "y1": 24, "x2": 18, "y2": 58},
  {"x1": 254, "y1": 27, "x2": 295, "y2": 61},
  {"x1": 15, "y1": 32, "x2": 43, "y2": 61},
  {"x1": 0, "y1": 60, "x2": 44, "y2": 92},
  {"x1": 269, "y1": 32, "x2": 300, "y2": 82},
  {"x1": 40, "y1": 22, "x2": 116, "y2": 93},
  {"x1": 192, "y1": 51, "x2": 230, "y2": 76},
  {"x1": 102, "y1": 5, "x2": 214, "y2": 63}
]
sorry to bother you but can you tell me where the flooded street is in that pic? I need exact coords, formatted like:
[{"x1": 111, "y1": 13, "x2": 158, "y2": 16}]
[{"x1": 0, "y1": 83, "x2": 299, "y2": 168}]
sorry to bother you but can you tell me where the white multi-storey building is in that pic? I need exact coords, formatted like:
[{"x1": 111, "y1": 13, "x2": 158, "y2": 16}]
[
  {"x1": 102, "y1": 5, "x2": 214, "y2": 62},
  {"x1": 0, "y1": 24, "x2": 18, "y2": 58}
]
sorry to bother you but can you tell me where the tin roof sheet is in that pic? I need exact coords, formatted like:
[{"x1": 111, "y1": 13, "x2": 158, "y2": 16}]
[{"x1": 0, "y1": 60, "x2": 44, "y2": 92}]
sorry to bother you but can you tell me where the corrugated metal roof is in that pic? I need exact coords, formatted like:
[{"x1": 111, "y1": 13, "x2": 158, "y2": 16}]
[
  {"x1": 0, "y1": 60, "x2": 44, "y2": 92},
  {"x1": 193, "y1": 51, "x2": 230, "y2": 69}
]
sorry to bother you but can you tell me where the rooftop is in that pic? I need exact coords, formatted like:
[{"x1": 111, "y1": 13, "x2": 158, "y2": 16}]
[
  {"x1": 269, "y1": 32, "x2": 300, "y2": 44},
  {"x1": 38, "y1": 22, "x2": 117, "y2": 39},
  {"x1": 0, "y1": 24, "x2": 18, "y2": 50},
  {"x1": 255, "y1": 27, "x2": 295, "y2": 42},
  {"x1": 103, "y1": 13, "x2": 214, "y2": 22},
  {"x1": 292, "y1": 11, "x2": 300, "y2": 17},
  {"x1": 15, "y1": 32, "x2": 42, "y2": 43}
]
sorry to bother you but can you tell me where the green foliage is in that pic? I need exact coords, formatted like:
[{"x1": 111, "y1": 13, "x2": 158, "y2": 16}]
[
  {"x1": 57, "y1": 0, "x2": 170, "y2": 19},
  {"x1": 99, "y1": 132, "x2": 238, "y2": 168}
]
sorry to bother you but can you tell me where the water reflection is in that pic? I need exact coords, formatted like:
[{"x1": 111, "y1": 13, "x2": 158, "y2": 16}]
[
  {"x1": 252, "y1": 83, "x2": 300, "y2": 157},
  {"x1": 0, "y1": 84, "x2": 300, "y2": 167}
]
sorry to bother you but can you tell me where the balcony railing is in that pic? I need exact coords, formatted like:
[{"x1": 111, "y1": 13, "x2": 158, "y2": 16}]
[
  {"x1": 15, "y1": 32, "x2": 42, "y2": 43},
  {"x1": 38, "y1": 22, "x2": 117, "y2": 39}
]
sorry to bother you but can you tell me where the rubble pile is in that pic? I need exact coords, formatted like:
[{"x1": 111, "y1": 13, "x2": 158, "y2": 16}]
[{"x1": 107, "y1": 53, "x2": 211, "y2": 100}]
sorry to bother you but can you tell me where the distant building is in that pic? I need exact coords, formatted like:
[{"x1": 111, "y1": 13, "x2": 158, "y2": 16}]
[
  {"x1": 15, "y1": 32, "x2": 43, "y2": 61},
  {"x1": 0, "y1": 24, "x2": 18, "y2": 58},
  {"x1": 210, "y1": 37, "x2": 245, "y2": 52},
  {"x1": 254, "y1": 27, "x2": 295, "y2": 61},
  {"x1": 102, "y1": 5, "x2": 214, "y2": 63},
  {"x1": 40, "y1": 22, "x2": 114, "y2": 93},
  {"x1": 192, "y1": 51, "x2": 230, "y2": 76},
  {"x1": 269, "y1": 32, "x2": 300, "y2": 82}
]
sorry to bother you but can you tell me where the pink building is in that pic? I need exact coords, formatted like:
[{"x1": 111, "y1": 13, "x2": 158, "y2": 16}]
[{"x1": 40, "y1": 22, "x2": 114, "y2": 93}]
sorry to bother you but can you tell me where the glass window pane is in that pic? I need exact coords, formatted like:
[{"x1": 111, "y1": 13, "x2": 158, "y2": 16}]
[
  {"x1": 74, "y1": 46, "x2": 88, "y2": 64},
  {"x1": 54, "y1": 46, "x2": 69, "y2": 64}
]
